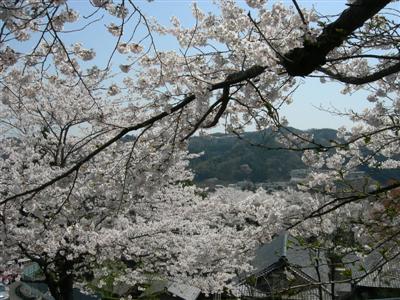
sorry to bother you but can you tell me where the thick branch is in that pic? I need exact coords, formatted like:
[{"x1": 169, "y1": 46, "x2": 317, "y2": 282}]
[
  {"x1": 319, "y1": 61, "x2": 400, "y2": 84},
  {"x1": 282, "y1": 0, "x2": 392, "y2": 76}
]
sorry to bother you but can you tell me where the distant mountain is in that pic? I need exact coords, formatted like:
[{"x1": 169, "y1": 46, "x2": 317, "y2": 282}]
[{"x1": 188, "y1": 128, "x2": 399, "y2": 184}]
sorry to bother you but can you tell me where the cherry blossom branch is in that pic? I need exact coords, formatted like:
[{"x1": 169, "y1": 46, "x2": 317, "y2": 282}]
[
  {"x1": 287, "y1": 181, "x2": 400, "y2": 230},
  {"x1": 325, "y1": 54, "x2": 400, "y2": 63},
  {"x1": 1, "y1": 65, "x2": 266, "y2": 204},
  {"x1": 318, "y1": 61, "x2": 400, "y2": 85},
  {"x1": 291, "y1": 0, "x2": 307, "y2": 26}
]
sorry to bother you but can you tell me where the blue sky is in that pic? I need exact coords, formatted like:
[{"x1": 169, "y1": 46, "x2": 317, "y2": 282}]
[
  {"x1": 18, "y1": 1, "x2": 376, "y2": 130},
  {"x1": 136, "y1": 0, "x2": 372, "y2": 130}
]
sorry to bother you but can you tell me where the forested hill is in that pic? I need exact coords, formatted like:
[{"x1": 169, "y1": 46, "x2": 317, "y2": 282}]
[
  {"x1": 188, "y1": 128, "x2": 337, "y2": 184},
  {"x1": 188, "y1": 128, "x2": 400, "y2": 184}
]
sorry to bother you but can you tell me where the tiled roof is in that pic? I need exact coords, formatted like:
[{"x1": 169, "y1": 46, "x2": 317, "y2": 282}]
[
  {"x1": 343, "y1": 249, "x2": 400, "y2": 289},
  {"x1": 251, "y1": 233, "x2": 330, "y2": 283}
]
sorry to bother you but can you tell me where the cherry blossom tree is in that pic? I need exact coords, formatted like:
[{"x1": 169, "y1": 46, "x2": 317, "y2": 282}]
[
  {"x1": 0, "y1": 76, "x2": 334, "y2": 297},
  {"x1": 1, "y1": 0, "x2": 400, "y2": 299},
  {"x1": 0, "y1": 69, "x2": 279, "y2": 298}
]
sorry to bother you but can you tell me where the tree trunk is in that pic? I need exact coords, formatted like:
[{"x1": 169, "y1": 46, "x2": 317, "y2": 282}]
[
  {"x1": 58, "y1": 273, "x2": 74, "y2": 300},
  {"x1": 44, "y1": 267, "x2": 74, "y2": 300},
  {"x1": 46, "y1": 277, "x2": 74, "y2": 300},
  {"x1": 314, "y1": 249, "x2": 324, "y2": 300}
]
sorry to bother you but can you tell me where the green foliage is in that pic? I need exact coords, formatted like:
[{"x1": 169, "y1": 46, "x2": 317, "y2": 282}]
[
  {"x1": 87, "y1": 260, "x2": 129, "y2": 299},
  {"x1": 342, "y1": 268, "x2": 352, "y2": 278},
  {"x1": 175, "y1": 179, "x2": 194, "y2": 187},
  {"x1": 245, "y1": 275, "x2": 257, "y2": 286},
  {"x1": 386, "y1": 206, "x2": 397, "y2": 219}
]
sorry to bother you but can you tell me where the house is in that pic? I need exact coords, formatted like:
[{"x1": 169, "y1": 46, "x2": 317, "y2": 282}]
[
  {"x1": 237, "y1": 233, "x2": 333, "y2": 299},
  {"x1": 237, "y1": 233, "x2": 400, "y2": 300},
  {"x1": 339, "y1": 250, "x2": 400, "y2": 299}
]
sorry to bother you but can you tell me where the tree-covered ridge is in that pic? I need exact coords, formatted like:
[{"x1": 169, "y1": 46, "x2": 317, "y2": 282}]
[
  {"x1": 189, "y1": 128, "x2": 335, "y2": 183},
  {"x1": 189, "y1": 128, "x2": 400, "y2": 184}
]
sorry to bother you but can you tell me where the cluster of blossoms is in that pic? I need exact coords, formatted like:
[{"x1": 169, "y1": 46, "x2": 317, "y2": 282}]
[
  {"x1": 0, "y1": 0, "x2": 149, "y2": 80},
  {"x1": 122, "y1": 0, "x2": 321, "y2": 134}
]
